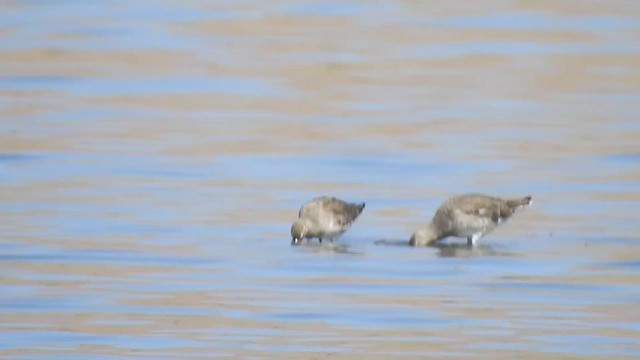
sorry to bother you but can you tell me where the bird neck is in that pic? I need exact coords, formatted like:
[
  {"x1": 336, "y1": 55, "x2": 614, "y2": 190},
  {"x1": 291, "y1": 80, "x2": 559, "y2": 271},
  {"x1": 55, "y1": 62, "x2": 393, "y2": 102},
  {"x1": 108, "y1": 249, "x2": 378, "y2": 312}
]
[{"x1": 411, "y1": 222, "x2": 443, "y2": 246}]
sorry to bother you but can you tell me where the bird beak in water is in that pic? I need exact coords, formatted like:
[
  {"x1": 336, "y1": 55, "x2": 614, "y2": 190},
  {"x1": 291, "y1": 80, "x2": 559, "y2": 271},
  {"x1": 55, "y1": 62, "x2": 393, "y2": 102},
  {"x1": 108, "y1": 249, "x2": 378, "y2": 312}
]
[{"x1": 291, "y1": 238, "x2": 301, "y2": 246}]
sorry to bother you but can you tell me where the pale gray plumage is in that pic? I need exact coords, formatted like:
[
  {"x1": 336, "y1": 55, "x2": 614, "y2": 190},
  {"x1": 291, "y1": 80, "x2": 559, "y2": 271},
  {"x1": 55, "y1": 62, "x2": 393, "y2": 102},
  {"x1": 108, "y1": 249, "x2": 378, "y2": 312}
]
[
  {"x1": 410, "y1": 193, "x2": 532, "y2": 247},
  {"x1": 291, "y1": 196, "x2": 365, "y2": 245}
]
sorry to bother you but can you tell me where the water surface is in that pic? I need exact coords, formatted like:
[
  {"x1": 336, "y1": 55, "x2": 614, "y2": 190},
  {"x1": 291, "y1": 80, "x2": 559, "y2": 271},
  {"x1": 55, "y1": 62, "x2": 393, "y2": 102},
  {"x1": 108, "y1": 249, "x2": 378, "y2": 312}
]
[{"x1": 1, "y1": 1, "x2": 639, "y2": 359}]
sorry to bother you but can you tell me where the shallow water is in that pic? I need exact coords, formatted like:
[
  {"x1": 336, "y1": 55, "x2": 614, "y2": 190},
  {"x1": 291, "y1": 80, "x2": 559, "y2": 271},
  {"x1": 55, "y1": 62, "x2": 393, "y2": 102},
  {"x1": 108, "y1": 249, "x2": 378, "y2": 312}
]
[{"x1": 1, "y1": 0, "x2": 639, "y2": 359}]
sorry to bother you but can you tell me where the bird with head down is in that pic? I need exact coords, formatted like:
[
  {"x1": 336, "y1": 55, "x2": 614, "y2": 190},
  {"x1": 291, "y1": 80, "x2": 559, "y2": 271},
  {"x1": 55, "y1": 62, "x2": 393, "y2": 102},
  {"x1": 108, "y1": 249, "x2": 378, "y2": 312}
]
[
  {"x1": 410, "y1": 193, "x2": 532, "y2": 247},
  {"x1": 291, "y1": 196, "x2": 366, "y2": 246}
]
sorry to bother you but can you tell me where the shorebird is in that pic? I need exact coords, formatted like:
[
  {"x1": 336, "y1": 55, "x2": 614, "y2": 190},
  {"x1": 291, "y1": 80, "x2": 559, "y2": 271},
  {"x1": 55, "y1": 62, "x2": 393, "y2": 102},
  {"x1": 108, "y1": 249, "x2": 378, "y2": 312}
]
[
  {"x1": 410, "y1": 193, "x2": 532, "y2": 247},
  {"x1": 291, "y1": 196, "x2": 366, "y2": 245}
]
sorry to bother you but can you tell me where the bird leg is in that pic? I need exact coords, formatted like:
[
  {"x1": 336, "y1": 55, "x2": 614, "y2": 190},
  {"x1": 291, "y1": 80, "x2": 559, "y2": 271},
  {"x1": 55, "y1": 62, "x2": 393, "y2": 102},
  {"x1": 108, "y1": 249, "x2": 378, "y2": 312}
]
[{"x1": 467, "y1": 233, "x2": 481, "y2": 246}]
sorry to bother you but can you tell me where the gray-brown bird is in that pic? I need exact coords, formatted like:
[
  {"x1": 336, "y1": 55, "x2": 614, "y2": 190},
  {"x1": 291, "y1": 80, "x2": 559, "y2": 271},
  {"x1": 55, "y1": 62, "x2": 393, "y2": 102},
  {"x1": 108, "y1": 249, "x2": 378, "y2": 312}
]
[
  {"x1": 410, "y1": 193, "x2": 532, "y2": 247},
  {"x1": 291, "y1": 196, "x2": 366, "y2": 245}
]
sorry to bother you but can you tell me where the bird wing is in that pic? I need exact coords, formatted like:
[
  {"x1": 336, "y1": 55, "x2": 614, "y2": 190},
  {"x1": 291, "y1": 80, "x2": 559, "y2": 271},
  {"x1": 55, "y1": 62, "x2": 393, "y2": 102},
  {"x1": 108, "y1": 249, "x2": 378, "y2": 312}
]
[
  {"x1": 299, "y1": 196, "x2": 362, "y2": 226},
  {"x1": 444, "y1": 194, "x2": 504, "y2": 224},
  {"x1": 298, "y1": 196, "x2": 329, "y2": 219}
]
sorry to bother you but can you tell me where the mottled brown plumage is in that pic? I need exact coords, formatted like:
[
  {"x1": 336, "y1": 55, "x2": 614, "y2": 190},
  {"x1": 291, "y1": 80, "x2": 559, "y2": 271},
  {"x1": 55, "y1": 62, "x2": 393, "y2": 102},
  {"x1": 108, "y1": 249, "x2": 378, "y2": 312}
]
[
  {"x1": 410, "y1": 193, "x2": 532, "y2": 247},
  {"x1": 291, "y1": 196, "x2": 366, "y2": 245}
]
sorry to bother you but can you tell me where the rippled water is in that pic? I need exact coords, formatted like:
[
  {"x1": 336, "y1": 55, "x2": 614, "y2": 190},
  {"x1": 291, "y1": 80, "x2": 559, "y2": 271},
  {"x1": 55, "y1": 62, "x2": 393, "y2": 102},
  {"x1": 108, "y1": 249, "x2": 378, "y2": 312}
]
[{"x1": 1, "y1": 1, "x2": 639, "y2": 359}]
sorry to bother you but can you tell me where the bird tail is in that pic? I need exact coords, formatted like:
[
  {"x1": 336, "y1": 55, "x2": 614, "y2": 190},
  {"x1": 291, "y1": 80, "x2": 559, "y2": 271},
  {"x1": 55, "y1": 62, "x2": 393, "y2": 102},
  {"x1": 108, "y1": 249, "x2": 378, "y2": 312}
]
[{"x1": 506, "y1": 196, "x2": 532, "y2": 209}]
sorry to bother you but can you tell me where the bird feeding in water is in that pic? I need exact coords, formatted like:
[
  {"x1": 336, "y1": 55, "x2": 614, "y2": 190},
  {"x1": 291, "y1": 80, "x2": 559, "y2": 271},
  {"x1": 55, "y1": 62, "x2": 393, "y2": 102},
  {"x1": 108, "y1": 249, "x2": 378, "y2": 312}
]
[
  {"x1": 291, "y1": 196, "x2": 366, "y2": 245},
  {"x1": 410, "y1": 193, "x2": 532, "y2": 247}
]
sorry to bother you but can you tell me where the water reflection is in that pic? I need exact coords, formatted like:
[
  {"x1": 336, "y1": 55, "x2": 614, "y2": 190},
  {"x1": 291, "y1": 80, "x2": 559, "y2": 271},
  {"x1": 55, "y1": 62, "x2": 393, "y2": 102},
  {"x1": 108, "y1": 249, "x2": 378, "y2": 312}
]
[
  {"x1": 432, "y1": 243, "x2": 516, "y2": 258},
  {"x1": 293, "y1": 241, "x2": 363, "y2": 255},
  {"x1": 374, "y1": 239, "x2": 516, "y2": 258},
  {"x1": 373, "y1": 239, "x2": 410, "y2": 247}
]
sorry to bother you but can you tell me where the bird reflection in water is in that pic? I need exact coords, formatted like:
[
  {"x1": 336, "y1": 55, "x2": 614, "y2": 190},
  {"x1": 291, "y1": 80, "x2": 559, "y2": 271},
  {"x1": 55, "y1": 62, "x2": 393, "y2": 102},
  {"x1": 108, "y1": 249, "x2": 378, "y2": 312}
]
[
  {"x1": 373, "y1": 239, "x2": 515, "y2": 258},
  {"x1": 293, "y1": 241, "x2": 363, "y2": 255}
]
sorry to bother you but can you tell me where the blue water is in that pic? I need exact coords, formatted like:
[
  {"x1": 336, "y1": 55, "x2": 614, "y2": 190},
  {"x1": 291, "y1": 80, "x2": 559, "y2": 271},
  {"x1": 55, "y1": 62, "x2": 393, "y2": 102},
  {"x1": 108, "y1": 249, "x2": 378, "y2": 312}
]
[{"x1": 1, "y1": 0, "x2": 640, "y2": 358}]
